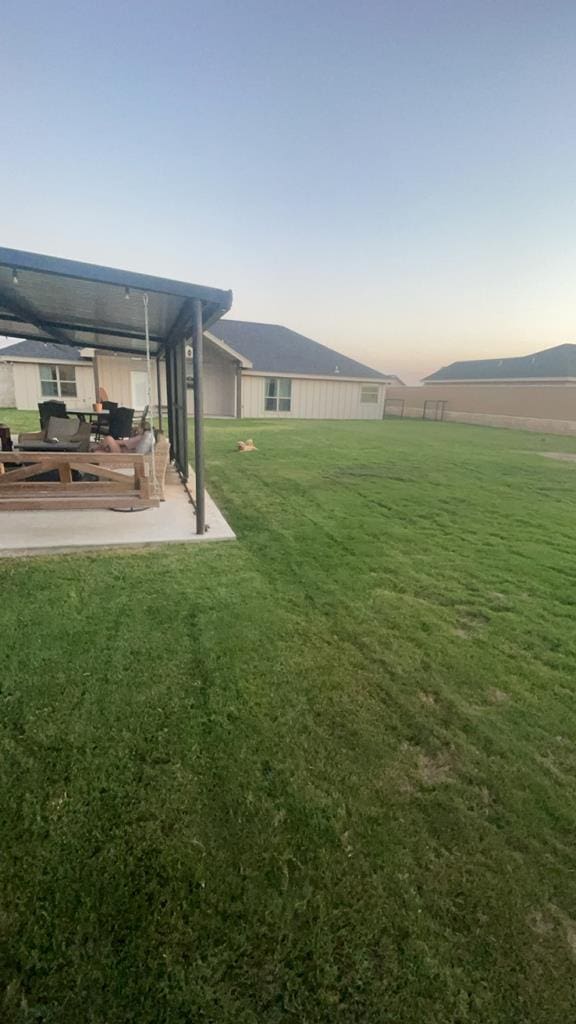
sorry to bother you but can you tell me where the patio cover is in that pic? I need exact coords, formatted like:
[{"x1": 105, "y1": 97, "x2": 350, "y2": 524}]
[
  {"x1": 0, "y1": 247, "x2": 231, "y2": 355},
  {"x1": 0, "y1": 246, "x2": 233, "y2": 532}
]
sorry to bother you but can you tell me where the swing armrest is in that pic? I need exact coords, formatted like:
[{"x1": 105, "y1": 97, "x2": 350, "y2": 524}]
[{"x1": 18, "y1": 430, "x2": 45, "y2": 443}]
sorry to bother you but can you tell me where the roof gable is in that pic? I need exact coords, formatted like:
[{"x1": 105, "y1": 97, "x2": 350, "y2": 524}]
[
  {"x1": 425, "y1": 343, "x2": 576, "y2": 382},
  {"x1": 208, "y1": 320, "x2": 395, "y2": 380}
]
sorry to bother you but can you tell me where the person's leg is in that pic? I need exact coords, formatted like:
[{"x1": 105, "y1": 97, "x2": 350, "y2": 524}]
[
  {"x1": 96, "y1": 435, "x2": 121, "y2": 453},
  {"x1": 120, "y1": 434, "x2": 142, "y2": 451}
]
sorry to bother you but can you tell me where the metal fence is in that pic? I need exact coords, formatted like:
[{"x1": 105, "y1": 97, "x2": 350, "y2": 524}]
[
  {"x1": 383, "y1": 397, "x2": 405, "y2": 418},
  {"x1": 423, "y1": 399, "x2": 446, "y2": 421}
]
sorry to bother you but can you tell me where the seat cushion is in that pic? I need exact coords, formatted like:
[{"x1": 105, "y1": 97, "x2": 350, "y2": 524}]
[
  {"x1": 74, "y1": 422, "x2": 92, "y2": 451},
  {"x1": 45, "y1": 416, "x2": 80, "y2": 441}
]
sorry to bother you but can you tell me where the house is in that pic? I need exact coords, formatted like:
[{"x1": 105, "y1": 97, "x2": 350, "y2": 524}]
[
  {"x1": 0, "y1": 340, "x2": 95, "y2": 410},
  {"x1": 383, "y1": 343, "x2": 576, "y2": 435},
  {"x1": 1, "y1": 320, "x2": 402, "y2": 420},
  {"x1": 206, "y1": 320, "x2": 402, "y2": 418},
  {"x1": 423, "y1": 343, "x2": 576, "y2": 385}
]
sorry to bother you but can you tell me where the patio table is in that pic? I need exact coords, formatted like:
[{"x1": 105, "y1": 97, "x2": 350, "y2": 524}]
[{"x1": 66, "y1": 410, "x2": 110, "y2": 425}]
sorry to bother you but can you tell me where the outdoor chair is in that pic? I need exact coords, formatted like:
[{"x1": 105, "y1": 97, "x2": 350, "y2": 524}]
[
  {"x1": 19, "y1": 417, "x2": 91, "y2": 452},
  {"x1": 38, "y1": 401, "x2": 67, "y2": 429},
  {"x1": 99, "y1": 406, "x2": 134, "y2": 440},
  {"x1": 91, "y1": 401, "x2": 117, "y2": 441},
  {"x1": 112, "y1": 407, "x2": 135, "y2": 439}
]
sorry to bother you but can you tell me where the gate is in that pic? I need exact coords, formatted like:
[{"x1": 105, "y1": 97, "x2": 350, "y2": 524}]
[{"x1": 423, "y1": 399, "x2": 446, "y2": 422}]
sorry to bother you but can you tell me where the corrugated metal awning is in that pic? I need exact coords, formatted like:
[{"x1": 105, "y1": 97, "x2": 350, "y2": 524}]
[{"x1": 0, "y1": 247, "x2": 233, "y2": 356}]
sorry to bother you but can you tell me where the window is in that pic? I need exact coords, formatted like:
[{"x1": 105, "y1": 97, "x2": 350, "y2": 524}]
[
  {"x1": 265, "y1": 377, "x2": 292, "y2": 412},
  {"x1": 39, "y1": 364, "x2": 77, "y2": 398},
  {"x1": 360, "y1": 384, "x2": 379, "y2": 404}
]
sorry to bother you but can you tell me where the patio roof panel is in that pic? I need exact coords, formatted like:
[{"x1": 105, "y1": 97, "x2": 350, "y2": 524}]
[{"x1": 0, "y1": 248, "x2": 232, "y2": 356}]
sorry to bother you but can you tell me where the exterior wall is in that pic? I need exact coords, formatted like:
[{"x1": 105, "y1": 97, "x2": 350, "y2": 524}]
[
  {"x1": 11, "y1": 361, "x2": 95, "y2": 411},
  {"x1": 95, "y1": 354, "x2": 166, "y2": 409},
  {"x1": 240, "y1": 374, "x2": 386, "y2": 419},
  {"x1": 0, "y1": 363, "x2": 16, "y2": 406},
  {"x1": 385, "y1": 384, "x2": 576, "y2": 435},
  {"x1": 186, "y1": 343, "x2": 237, "y2": 417},
  {"x1": 95, "y1": 347, "x2": 237, "y2": 417}
]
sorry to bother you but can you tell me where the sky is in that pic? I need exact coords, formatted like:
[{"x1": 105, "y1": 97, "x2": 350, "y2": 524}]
[{"x1": 1, "y1": 0, "x2": 575, "y2": 383}]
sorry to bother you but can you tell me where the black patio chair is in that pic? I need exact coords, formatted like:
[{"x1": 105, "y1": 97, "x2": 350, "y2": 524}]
[
  {"x1": 108, "y1": 406, "x2": 135, "y2": 440},
  {"x1": 91, "y1": 401, "x2": 118, "y2": 441},
  {"x1": 38, "y1": 401, "x2": 67, "y2": 430}
]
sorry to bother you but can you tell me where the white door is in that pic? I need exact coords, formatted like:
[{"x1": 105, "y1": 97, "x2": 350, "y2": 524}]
[{"x1": 131, "y1": 371, "x2": 149, "y2": 410}]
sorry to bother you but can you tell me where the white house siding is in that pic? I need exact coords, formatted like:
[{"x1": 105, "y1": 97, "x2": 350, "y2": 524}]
[
  {"x1": 0, "y1": 363, "x2": 16, "y2": 406},
  {"x1": 12, "y1": 361, "x2": 95, "y2": 410},
  {"x1": 99, "y1": 345, "x2": 236, "y2": 418},
  {"x1": 95, "y1": 355, "x2": 166, "y2": 409},
  {"x1": 241, "y1": 374, "x2": 386, "y2": 419},
  {"x1": 186, "y1": 343, "x2": 237, "y2": 417}
]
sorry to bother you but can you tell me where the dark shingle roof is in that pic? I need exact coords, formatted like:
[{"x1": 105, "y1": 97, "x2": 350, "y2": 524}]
[
  {"x1": 0, "y1": 339, "x2": 87, "y2": 361},
  {"x1": 209, "y1": 319, "x2": 400, "y2": 381},
  {"x1": 424, "y1": 343, "x2": 576, "y2": 382}
]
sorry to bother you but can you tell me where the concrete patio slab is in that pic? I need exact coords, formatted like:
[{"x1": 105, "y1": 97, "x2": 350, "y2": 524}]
[{"x1": 0, "y1": 466, "x2": 235, "y2": 557}]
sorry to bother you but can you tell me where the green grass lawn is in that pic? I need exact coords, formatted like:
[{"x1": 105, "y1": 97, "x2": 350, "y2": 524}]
[
  {"x1": 0, "y1": 408, "x2": 42, "y2": 434},
  {"x1": 2, "y1": 411, "x2": 576, "y2": 1023}
]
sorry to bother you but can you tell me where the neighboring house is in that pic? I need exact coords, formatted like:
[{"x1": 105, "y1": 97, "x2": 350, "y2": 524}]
[
  {"x1": 0, "y1": 340, "x2": 96, "y2": 410},
  {"x1": 206, "y1": 320, "x2": 402, "y2": 419},
  {"x1": 384, "y1": 344, "x2": 576, "y2": 436},
  {"x1": 423, "y1": 343, "x2": 576, "y2": 385},
  {"x1": 1, "y1": 321, "x2": 403, "y2": 420}
]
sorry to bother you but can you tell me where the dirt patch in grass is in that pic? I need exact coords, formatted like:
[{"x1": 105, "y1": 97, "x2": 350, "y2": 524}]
[
  {"x1": 452, "y1": 608, "x2": 490, "y2": 638},
  {"x1": 536, "y1": 452, "x2": 576, "y2": 464},
  {"x1": 528, "y1": 906, "x2": 576, "y2": 960},
  {"x1": 487, "y1": 688, "x2": 510, "y2": 704},
  {"x1": 395, "y1": 743, "x2": 456, "y2": 789},
  {"x1": 563, "y1": 918, "x2": 576, "y2": 958},
  {"x1": 417, "y1": 750, "x2": 455, "y2": 786},
  {"x1": 452, "y1": 626, "x2": 471, "y2": 638},
  {"x1": 418, "y1": 691, "x2": 436, "y2": 706},
  {"x1": 527, "y1": 909, "x2": 554, "y2": 936}
]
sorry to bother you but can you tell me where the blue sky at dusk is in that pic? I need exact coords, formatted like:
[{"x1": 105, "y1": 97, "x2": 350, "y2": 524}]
[{"x1": 1, "y1": 0, "x2": 575, "y2": 381}]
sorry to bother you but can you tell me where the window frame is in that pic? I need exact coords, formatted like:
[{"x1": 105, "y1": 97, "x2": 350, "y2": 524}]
[
  {"x1": 264, "y1": 377, "x2": 292, "y2": 413},
  {"x1": 360, "y1": 384, "x2": 380, "y2": 405},
  {"x1": 39, "y1": 363, "x2": 78, "y2": 399}
]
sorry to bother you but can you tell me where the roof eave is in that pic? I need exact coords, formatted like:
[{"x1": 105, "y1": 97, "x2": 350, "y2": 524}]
[
  {"x1": 242, "y1": 369, "x2": 392, "y2": 382},
  {"x1": 0, "y1": 354, "x2": 90, "y2": 365},
  {"x1": 424, "y1": 375, "x2": 576, "y2": 384},
  {"x1": 0, "y1": 246, "x2": 233, "y2": 308}
]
